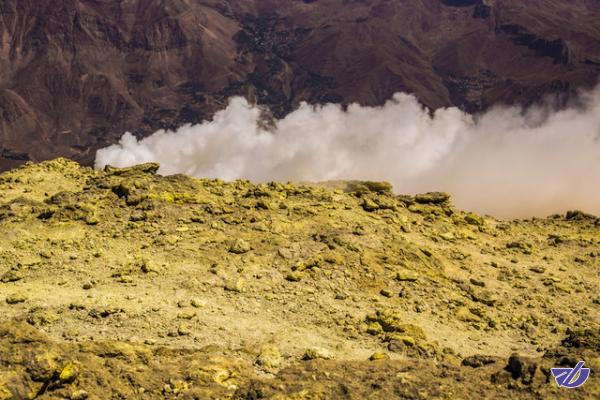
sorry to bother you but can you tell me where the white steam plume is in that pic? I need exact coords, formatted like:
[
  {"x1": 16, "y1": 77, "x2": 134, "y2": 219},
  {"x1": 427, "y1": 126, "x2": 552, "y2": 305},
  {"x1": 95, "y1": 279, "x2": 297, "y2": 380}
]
[{"x1": 95, "y1": 88, "x2": 600, "y2": 218}]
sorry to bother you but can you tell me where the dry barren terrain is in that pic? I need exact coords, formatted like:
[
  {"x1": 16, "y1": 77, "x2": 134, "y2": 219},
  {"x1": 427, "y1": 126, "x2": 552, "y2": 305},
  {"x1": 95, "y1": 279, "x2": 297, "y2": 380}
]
[{"x1": 0, "y1": 159, "x2": 597, "y2": 398}]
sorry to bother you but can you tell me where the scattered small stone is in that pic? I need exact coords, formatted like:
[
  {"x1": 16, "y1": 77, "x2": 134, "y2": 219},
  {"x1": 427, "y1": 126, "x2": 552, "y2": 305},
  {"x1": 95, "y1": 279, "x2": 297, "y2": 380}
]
[
  {"x1": 277, "y1": 247, "x2": 293, "y2": 259},
  {"x1": 255, "y1": 346, "x2": 283, "y2": 371},
  {"x1": 362, "y1": 198, "x2": 379, "y2": 212},
  {"x1": 529, "y1": 266, "x2": 546, "y2": 274},
  {"x1": 39, "y1": 250, "x2": 52, "y2": 259},
  {"x1": 393, "y1": 335, "x2": 416, "y2": 347},
  {"x1": 387, "y1": 335, "x2": 418, "y2": 353},
  {"x1": 565, "y1": 210, "x2": 591, "y2": 221},
  {"x1": 415, "y1": 192, "x2": 450, "y2": 205},
  {"x1": 27, "y1": 309, "x2": 59, "y2": 326},
  {"x1": 456, "y1": 307, "x2": 480, "y2": 322},
  {"x1": 421, "y1": 248, "x2": 433, "y2": 257},
  {"x1": 367, "y1": 322, "x2": 384, "y2": 335},
  {"x1": 177, "y1": 300, "x2": 190, "y2": 308},
  {"x1": 553, "y1": 283, "x2": 571, "y2": 294},
  {"x1": 69, "y1": 302, "x2": 86, "y2": 311},
  {"x1": 395, "y1": 271, "x2": 418, "y2": 282},
  {"x1": 506, "y1": 241, "x2": 533, "y2": 254},
  {"x1": 505, "y1": 354, "x2": 538, "y2": 384},
  {"x1": 190, "y1": 214, "x2": 205, "y2": 223},
  {"x1": 229, "y1": 239, "x2": 251, "y2": 254},
  {"x1": 462, "y1": 355, "x2": 497, "y2": 368},
  {"x1": 439, "y1": 232, "x2": 456, "y2": 241},
  {"x1": 177, "y1": 311, "x2": 196, "y2": 320},
  {"x1": 177, "y1": 324, "x2": 191, "y2": 336},
  {"x1": 88, "y1": 307, "x2": 122, "y2": 318},
  {"x1": 348, "y1": 181, "x2": 393, "y2": 194},
  {"x1": 224, "y1": 279, "x2": 245, "y2": 293},
  {"x1": 464, "y1": 213, "x2": 484, "y2": 226},
  {"x1": 59, "y1": 362, "x2": 78, "y2": 383},
  {"x1": 286, "y1": 272, "x2": 303, "y2": 282},
  {"x1": 469, "y1": 278, "x2": 485, "y2": 287},
  {"x1": 1, "y1": 271, "x2": 22, "y2": 283},
  {"x1": 85, "y1": 215, "x2": 99, "y2": 225},
  {"x1": 302, "y1": 347, "x2": 333, "y2": 360},
  {"x1": 369, "y1": 351, "x2": 390, "y2": 361},
  {"x1": 140, "y1": 259, "x2": 161, "y2": 274},
  {"x1": 471, "y1": 290, "x2": 497, "y2": 306},
  {"x1": 190, "y1": 298, "x2": 206, "y2": 308},
  {"x1": 574, "y1": 256, "x2": 586, "y2": 264},
  {"x1": 70, "y1": 390, "x2": 89, "y2": 400},
  {"x1": 117, "y1": 275, "x2": 133, "y2": 284},
  {"x1": 6, "y1": 292, "x2": 27, "y2": 304},
  {"x1": 255, "y1": 200, "x2": 271, "y2": 210}
]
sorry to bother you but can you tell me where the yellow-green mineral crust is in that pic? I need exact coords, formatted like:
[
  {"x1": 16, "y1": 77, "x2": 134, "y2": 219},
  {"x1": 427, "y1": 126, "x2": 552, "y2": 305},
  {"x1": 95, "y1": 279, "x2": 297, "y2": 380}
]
[{"x1": 0, "y1": 159, "x2": 598, "y2": 399}]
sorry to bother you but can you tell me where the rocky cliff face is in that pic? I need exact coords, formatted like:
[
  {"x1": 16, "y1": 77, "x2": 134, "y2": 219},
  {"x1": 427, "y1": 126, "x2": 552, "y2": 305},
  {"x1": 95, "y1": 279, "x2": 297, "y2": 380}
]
[{"x1": 0, "y1": 0, "x2": 599, "y2": 170}]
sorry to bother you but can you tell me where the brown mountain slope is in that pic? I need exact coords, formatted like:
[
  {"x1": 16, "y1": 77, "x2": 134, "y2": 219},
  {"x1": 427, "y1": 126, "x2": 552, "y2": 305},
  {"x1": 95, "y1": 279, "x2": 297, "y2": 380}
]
[{"x1": 0, "y1": 0, "x2": 599, "y2": 170}]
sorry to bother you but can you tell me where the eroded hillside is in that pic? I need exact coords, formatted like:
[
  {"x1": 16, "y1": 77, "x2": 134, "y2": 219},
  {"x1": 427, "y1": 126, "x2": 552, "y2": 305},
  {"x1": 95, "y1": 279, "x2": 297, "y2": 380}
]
[
  {"x1": 0, "y1": 159, "x2": 598, "y2": 399},
  {"x1": 1, "y1": 0, "x2": 600, "y2": 170}
]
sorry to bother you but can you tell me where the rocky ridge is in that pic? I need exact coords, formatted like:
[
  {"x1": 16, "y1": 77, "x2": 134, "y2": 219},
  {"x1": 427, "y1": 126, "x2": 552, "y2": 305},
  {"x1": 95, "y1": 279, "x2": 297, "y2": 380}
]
[{"x1": 0, "y1": 159, "x2": 598, "y2": 399}]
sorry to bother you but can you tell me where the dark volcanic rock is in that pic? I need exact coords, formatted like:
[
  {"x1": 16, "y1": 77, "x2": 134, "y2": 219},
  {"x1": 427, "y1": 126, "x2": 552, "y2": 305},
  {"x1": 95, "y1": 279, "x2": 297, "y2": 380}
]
[{"x1": 0, "y1": 0, "x2": 599, "y2": 170}]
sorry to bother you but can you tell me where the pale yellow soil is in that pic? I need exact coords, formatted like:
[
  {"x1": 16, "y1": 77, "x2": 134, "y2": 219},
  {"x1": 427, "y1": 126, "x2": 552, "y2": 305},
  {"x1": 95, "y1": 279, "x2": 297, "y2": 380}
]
[{"x1": 0, "y1": 159, "x2": 598, "y2": 399}]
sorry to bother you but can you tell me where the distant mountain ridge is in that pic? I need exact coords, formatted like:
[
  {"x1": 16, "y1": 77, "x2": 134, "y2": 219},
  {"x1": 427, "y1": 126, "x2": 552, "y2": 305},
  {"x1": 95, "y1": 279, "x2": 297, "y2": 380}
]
[{"x1": 0, "y1": 0, "x2": 599, "y2": 170}]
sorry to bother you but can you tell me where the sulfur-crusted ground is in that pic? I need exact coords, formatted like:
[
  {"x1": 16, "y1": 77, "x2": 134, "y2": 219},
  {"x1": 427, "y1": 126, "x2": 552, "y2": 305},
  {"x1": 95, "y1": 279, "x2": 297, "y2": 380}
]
[{"x1": 0, "y1": 159, "x2": 598, "y2": 399}]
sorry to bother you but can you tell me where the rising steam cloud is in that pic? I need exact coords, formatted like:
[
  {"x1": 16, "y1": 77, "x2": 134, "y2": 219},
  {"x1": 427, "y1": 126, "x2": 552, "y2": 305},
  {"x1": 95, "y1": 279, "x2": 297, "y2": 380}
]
[{"x1": 95, "y1": 87, "x2": 600, "y2": 218}]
